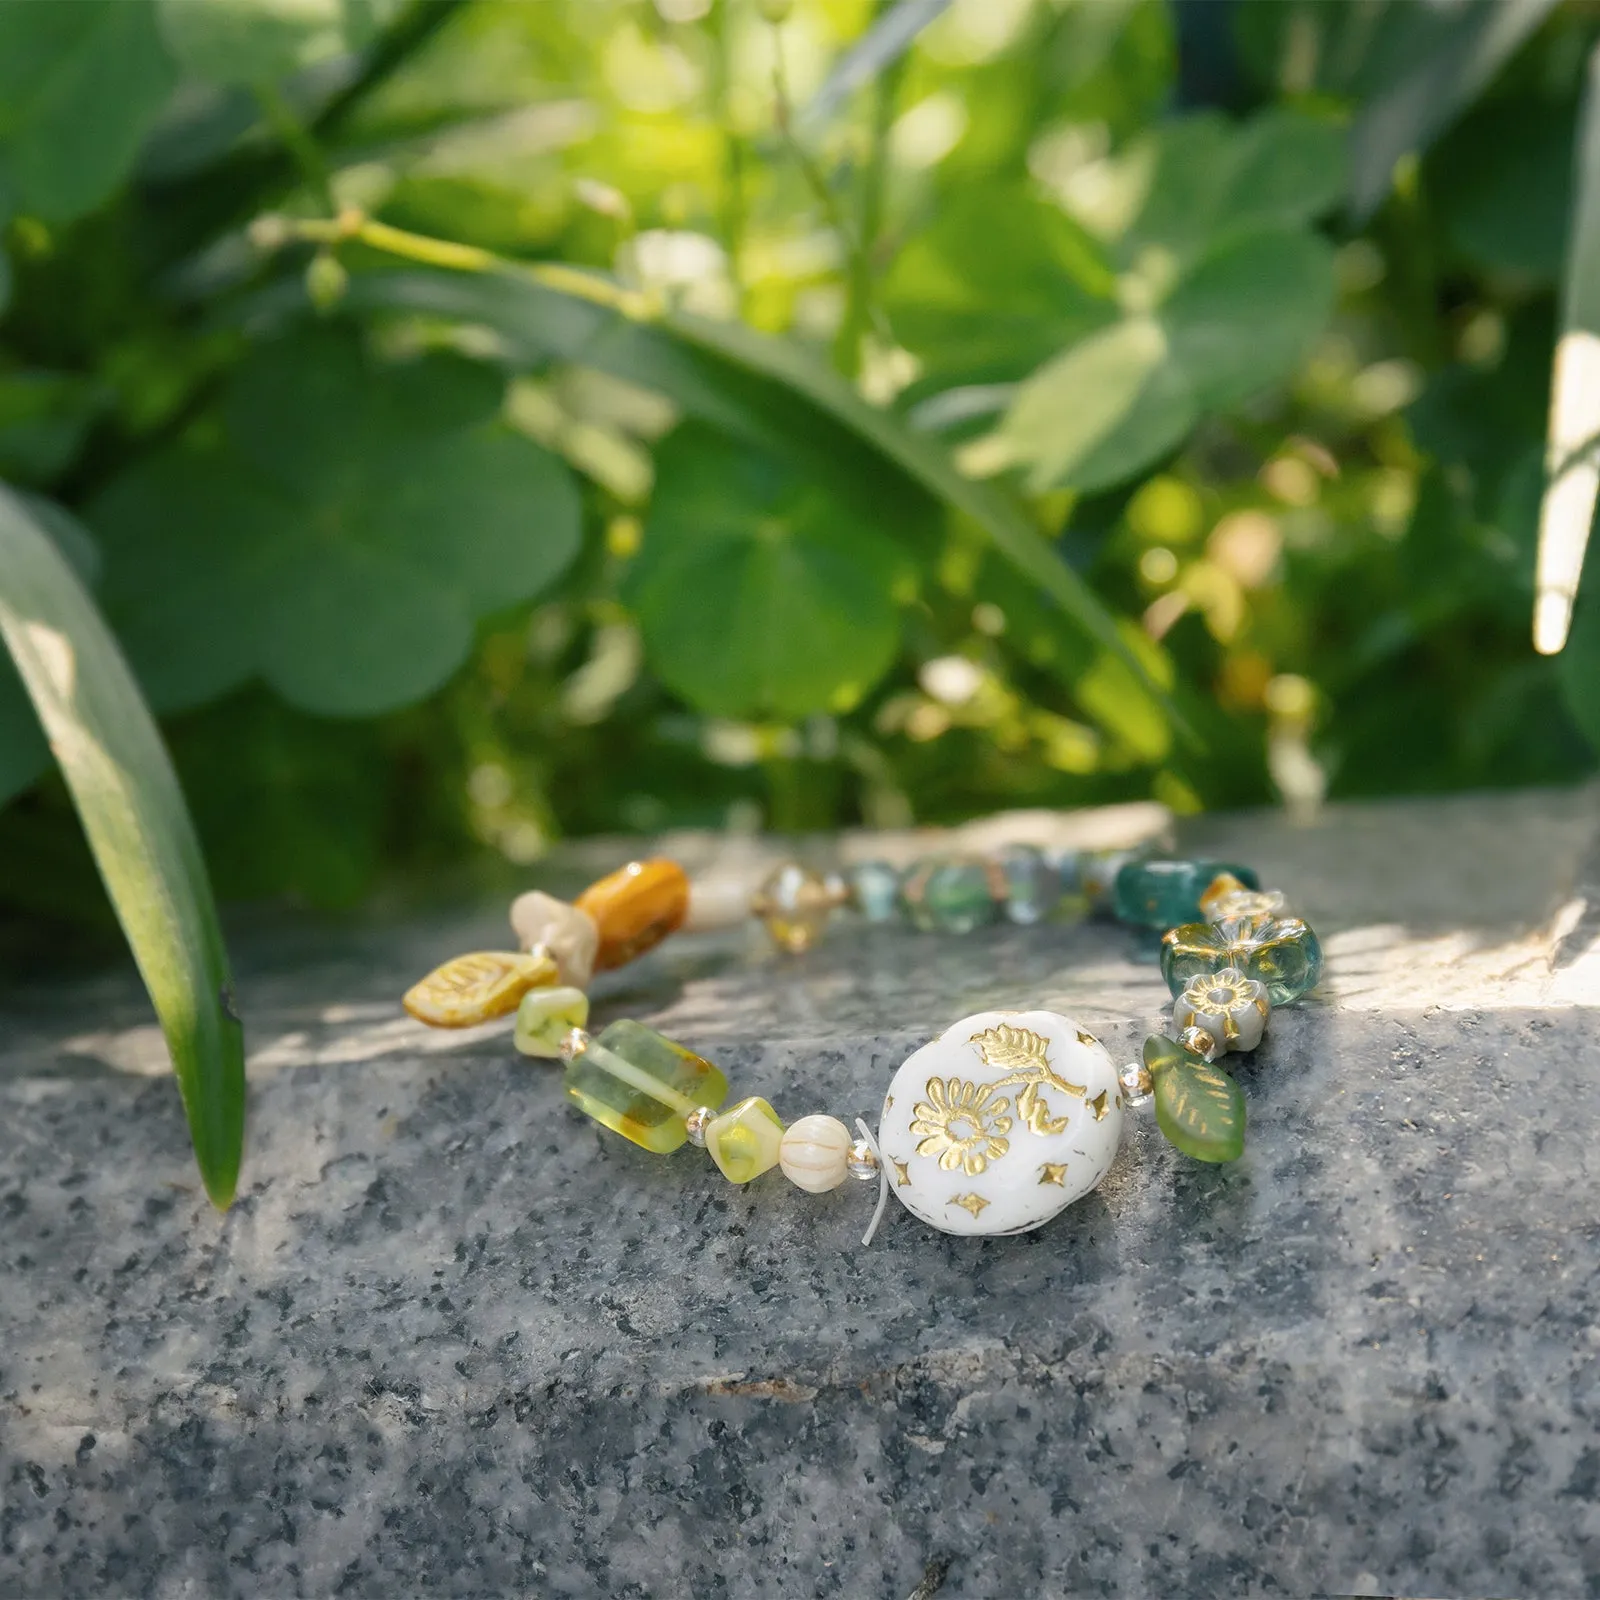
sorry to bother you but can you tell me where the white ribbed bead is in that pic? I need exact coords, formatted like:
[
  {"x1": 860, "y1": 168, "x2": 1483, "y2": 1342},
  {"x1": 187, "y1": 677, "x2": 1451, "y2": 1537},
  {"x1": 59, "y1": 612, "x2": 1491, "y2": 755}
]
[
  {"x1": 778, "y1": 1114, "x2": 853, "y2": 1193},
  {"x1": 509, "y1": 891, "x2": 600, "y2": 989}
]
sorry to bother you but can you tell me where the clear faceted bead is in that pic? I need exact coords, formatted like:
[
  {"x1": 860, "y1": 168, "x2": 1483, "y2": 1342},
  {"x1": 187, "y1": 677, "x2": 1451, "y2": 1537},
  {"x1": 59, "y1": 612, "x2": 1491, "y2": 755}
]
[
  {"x1": 847, "y1": 1138, "x2": 880, "y2": 1179},
  {"x1": 752, "y1": 863, "x2": 839, "y2": 953}
]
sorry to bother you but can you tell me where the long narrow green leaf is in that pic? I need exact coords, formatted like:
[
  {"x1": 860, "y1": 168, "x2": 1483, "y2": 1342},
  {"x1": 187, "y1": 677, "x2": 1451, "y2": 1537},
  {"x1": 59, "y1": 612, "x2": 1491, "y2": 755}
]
[
  {"x1": 799, "y1": 0, "x2": 952, "y2": 128},
  {"x1": 1346, "y1": 0, "x2": 1558, "y2": 221},
  {"x1": 0, "y1": 484, "x2": 245, "y2": 1207},
  {"x1": 1536, "y1": 41, "x2": 1600, "y2": 656},
  {"x1": 346, "y1": 264, "x2": 1183, "y2": 736}
]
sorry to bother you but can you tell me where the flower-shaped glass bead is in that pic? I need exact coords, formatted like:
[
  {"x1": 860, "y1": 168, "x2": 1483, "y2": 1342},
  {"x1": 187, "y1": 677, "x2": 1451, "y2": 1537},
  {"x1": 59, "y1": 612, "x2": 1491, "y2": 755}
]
[
  {"x1": 1173, "y1": 968, "x2": 1269, "y2": 1055},
  {"x1": 1161, "y1": 915, "x2": 1323, "y2": 1007}
]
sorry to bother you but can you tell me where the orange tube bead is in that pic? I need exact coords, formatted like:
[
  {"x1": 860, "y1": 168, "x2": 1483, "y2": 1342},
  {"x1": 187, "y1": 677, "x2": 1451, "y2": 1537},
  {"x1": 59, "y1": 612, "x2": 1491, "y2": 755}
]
[{"x1": 574, "y1": 858, "x2": 691, "y2": 970}]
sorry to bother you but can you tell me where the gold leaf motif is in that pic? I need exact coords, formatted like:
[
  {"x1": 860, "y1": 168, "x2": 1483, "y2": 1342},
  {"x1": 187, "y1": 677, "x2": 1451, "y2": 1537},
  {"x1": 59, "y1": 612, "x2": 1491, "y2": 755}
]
[
  {"x1": 1037, "y1": 1162, "x2": 1068, "y2": 1186},
  {"x1": 1088, "y1": 1090, "x2": 1109, "y2": 1121},
  {"x1": 403, "y1": 950, "x2": 557, "y2": 1028},
  {"x1": 950, "y1": 1192, "x2": 990, "y2": 1218},
  {"x1": 890, "y1": 1157, "x2": 912, "y2": 1187},
  {"x1": 970, "y1": 1023, "x2": 1051, "y2": 1073},
  {"x1": 968, "y1": 1023, "x2": 1085, "y2": 1140}
]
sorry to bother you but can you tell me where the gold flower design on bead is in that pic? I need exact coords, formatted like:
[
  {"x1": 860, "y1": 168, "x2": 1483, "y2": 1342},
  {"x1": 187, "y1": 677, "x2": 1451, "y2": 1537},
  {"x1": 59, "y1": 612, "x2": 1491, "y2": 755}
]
[
  {"x1": 1173, "y1": 967, "x2": 1269, "y2": 1056},
  {"x1": 910, "y1": 1077, "x2": 1014, "y2": 1175}
]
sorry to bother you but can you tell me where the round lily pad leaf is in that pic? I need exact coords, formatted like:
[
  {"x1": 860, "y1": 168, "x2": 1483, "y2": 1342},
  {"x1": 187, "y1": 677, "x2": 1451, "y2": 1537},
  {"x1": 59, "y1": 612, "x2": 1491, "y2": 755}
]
[
  {"x1": 91, "y1": 328, "x2": 582, "y2": 719},
  {"x1": 629, "y1": 425, "x2": 913, "y2": 720}
]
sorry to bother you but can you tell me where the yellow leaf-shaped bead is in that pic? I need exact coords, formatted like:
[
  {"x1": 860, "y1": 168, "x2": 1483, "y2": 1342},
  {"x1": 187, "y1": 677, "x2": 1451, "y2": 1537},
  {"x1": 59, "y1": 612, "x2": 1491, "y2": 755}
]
[
  {"x1": 574, "y1": 858, "x2": 690, "y2": 971},
  {"x1": 403, "y1": 950, "x2": 558, "y2": 1029}
]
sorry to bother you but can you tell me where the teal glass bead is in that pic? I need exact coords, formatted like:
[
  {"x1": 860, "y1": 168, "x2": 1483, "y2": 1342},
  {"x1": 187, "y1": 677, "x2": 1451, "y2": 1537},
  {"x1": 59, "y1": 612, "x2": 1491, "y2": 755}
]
[
  {"x1": 995, "y1": 844, "x2": 1060, "y2": 926},
  {"x1": 848, "y1": 860, "x2": 903, "y2": 924},
  {"x1": 1112, "y1": 858, "x2": 1260, "y2": 930},
  {"x1": 900, "y1": 855, "x2": 1001, "y2": 933},
  {"x1": 1239, "y1": 916, "x2": 1322, "y2": 1006},
  {"x1": 1160, "y1": 915, "x2": 1323, "y2": 1006}
]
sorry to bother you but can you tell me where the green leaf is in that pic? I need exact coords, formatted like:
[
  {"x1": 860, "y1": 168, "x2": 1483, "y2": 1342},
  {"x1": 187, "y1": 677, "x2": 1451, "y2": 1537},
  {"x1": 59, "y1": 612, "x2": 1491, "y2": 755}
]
[
  {"x1": 0, "y1": 484, "x2": 245, "y2": 1206},
  {"x1": 0, "y1": 370, "x2": 106, "y2": 485},
  {"x1": 155, "y1": 0, "x2": 400, "y2": 86},
  {"x1": 1346, "y1": 0, "x2": 1559, "y2": 221},
  {"x1": 630, "y1": 425, "x2": 911, "y2": 719},
  {"x1": 997, "y1": 228, "x2": 1334, "y2": 491},
  {"x1": 884, "y1": 183, "x2": 1117, "y2": 380},
  {"x1": 1145, "y1": 1033, "x2": 1246, "y2": 1163},
  {"x1": 1428, "y1": 96, "x2": 1575, "y2": 280},
  {"x1": 1000, "y1": 317, "x2": 1197, "y2": 495},
  {"x1": 1162, "y1": 229, "x2": 1337, "y2": 411},
  {"x1": 340, "y1": 266, "x2": 1180, "y2": 735},
  {"x1": 0, "y1": 0, "x2": 175, "y2": 223},
  {"x1": 1103, "y1": 107, "x2": 1345, "y2": 269},
  {"x1": 89, "y1": 328, "x2": 582, "y2": 718},
  {"x1": 1223, "y1": 107, "x2": 1348, "y2": 234}
]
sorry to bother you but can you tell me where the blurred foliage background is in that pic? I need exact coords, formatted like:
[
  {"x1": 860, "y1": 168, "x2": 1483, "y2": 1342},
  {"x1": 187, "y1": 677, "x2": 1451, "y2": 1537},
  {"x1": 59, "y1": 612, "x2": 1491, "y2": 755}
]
[{"x1": 3, "y1": 0, "x2": 1600, "y2": 950}]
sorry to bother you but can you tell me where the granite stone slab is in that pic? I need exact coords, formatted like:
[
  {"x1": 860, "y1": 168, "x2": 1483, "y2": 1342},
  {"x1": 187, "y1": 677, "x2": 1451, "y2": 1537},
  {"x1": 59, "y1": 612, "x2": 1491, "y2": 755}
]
[{"x1": 1, "y1": 788, "x2": 1598, "y2": 1598}]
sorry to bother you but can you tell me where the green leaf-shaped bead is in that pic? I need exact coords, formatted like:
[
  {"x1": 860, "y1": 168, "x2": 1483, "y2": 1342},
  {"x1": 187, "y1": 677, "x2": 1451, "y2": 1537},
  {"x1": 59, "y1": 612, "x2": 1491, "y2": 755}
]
[{"x1": 1143, "y1": 1034, "x2": 1246, "y2": 1164}]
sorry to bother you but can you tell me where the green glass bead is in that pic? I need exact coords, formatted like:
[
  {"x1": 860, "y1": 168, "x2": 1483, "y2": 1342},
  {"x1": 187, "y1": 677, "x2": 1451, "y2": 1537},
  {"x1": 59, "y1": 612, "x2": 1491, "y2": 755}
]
[
  {"x1": 563, "y1": 1019, "x2": 728, "y2": 1153},
  {"x1": 1143, "y1": 1034, "x2": 1246, "y2": 1163},
  {"x1": 1160, "y1": 915, "x2": 1322, "y2": 1006},
  {"x1": 1113, "y1": 858, "x2": 1259, "y2": 930},
  {"x1": 705, "y1": 1095, "x2": 785, "y2": 1183},
  {"x1": 901, "y1": 855, "x2": 1001, "y2": 933},
  {"x1": 848, "y1": 860, "x2": 903, "y2": 924},
  {"x1": 996, "y1": 844, "x2": 1060, "y2": 926},
  {"x1": 513, "y1": 985, "x2": 589, "y2": 1058}
]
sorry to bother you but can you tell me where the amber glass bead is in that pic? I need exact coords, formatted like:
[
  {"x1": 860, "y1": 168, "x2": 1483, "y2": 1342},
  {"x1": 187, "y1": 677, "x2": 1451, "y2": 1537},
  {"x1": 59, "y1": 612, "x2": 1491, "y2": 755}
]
[
  {"x1": 563, "y1": 1019, "x2": 728, "y2": 1153},
  {"x1": 574, "y1": 858, "x2": 691, "y2": 970},
  {"x1": 403, "y1": 950, "x2": 557, "y2": 1028},
  {"x1": 752, "y1": 863, "x2": 842, "y2": 953}
]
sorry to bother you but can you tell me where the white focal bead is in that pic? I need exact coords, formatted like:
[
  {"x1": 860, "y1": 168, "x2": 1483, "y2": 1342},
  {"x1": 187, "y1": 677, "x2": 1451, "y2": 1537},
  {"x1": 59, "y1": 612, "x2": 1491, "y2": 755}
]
[
  {"x1": 1172, "y1": 967, "x2": 1268, "y2": 1056},
  {"x1": 509, "y1": 891, "x2": 600, "y2": 989},
  {"x1": 876, "y1": 1009, "x2": 1125, "y2": 1236},
  {"x1": 779, "y1": 1114, "x2": 852, "y2": 1192}
]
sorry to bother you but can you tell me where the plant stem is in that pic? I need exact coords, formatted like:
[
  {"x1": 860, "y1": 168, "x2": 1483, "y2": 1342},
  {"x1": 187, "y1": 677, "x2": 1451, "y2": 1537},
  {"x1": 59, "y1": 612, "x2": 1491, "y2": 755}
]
[
  {"x1": 770, "y1": 26, "x2": 877, "y2": 374},
  {"x1": 834, "y1": 1, "x2": 907, "y2": 376},
  {"x1": 708, "y1": 0, "x2": 749, "y2": 312},
  {"x1": 253, "y1": 81, "x2": 338, "y2": 215}
]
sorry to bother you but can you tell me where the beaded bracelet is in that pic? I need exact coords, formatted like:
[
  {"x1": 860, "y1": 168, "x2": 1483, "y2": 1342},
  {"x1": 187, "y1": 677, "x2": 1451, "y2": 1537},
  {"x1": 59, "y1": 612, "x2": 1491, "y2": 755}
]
[{"x1": 401, "y1": 846, "x2": 1323, "y2": 1242}]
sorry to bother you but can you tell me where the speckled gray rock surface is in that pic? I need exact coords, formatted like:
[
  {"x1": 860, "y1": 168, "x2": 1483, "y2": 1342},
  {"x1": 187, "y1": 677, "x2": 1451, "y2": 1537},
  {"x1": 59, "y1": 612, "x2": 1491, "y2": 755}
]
[{"x1": 2, "y1": 789, "x2": 1599, "y2": 1598}]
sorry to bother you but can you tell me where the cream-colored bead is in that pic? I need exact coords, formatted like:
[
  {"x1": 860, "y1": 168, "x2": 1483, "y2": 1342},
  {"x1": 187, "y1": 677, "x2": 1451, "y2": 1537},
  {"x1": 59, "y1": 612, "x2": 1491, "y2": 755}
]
[
  {"x1": 509, "y1": 891, "x2": 600, "y2": 989},
  {"x1": 778, "y1": 1114, "x2": 853, "y2": 1193}
]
